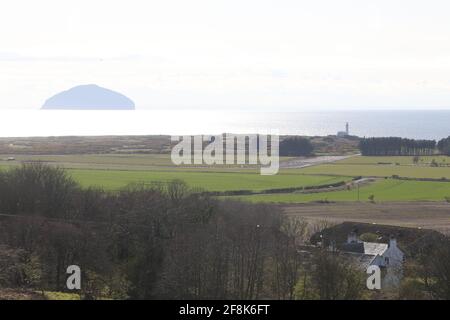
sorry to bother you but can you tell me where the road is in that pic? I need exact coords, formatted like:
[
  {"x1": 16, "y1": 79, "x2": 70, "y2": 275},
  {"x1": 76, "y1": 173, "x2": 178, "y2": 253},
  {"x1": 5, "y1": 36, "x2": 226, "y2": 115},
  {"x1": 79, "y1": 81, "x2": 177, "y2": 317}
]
[{"x1": 280, "y1": 154, "x2": 359, "y2": 169}]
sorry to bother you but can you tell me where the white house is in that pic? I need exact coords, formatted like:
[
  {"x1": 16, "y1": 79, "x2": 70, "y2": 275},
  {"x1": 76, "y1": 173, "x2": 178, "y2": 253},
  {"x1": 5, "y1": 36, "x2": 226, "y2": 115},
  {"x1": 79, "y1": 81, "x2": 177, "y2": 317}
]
[{"x1": 340, "y1": 231, "x2": 405, "y2": 287}]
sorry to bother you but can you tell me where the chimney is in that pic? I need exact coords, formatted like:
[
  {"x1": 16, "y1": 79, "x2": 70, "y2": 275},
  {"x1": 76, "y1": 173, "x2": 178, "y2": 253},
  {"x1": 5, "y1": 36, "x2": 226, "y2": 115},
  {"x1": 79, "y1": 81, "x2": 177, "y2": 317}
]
[
  {"x1": 347, "y1": 231, "x2": 358, "y2": 244},
  {"x1": 389, "y1": 235, "x2": 397, "y2": 248}
]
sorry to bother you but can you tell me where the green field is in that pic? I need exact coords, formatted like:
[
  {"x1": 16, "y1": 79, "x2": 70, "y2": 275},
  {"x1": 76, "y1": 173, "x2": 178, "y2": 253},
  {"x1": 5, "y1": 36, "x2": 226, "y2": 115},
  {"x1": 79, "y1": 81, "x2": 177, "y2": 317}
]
[
  {"x1": 68, "y1": 169, "x2": 349, "y2": 192},
  {"x1": 3, "y1": 153, "x2": 450, "y2": 202},
  {"x1": 231, "y1": 179, "x2": 450, "y2": 203},
  {"x1": 298, "y1": 155, "x2": 450, "y2": 179},
  {"x1": 298, "y1": 163, "x2": 450, "y2": 179},
  {"x1": 337, "y1": 155, "x2": 450, "y2": 165},
  {"x1": 0, "y1": 154, "x2": 295, "y2": 172}
]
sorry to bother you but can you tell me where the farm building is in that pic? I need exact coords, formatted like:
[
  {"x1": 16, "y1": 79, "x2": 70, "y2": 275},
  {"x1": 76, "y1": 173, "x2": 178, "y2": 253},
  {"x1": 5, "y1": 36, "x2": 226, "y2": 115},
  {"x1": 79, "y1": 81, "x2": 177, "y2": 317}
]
[
  {"x1": 309, "y1": 222, "x2": 449, "y2": 288},
  {"x1": 337, "y1": 231, "x2": 404, "y2": 287}
]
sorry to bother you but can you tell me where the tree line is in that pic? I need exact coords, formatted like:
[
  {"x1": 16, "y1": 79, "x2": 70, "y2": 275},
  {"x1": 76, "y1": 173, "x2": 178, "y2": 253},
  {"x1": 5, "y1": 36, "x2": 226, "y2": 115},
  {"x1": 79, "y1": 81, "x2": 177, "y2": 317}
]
[
  {"x1": 437, "y1": 136, "x2": 450, "y2": 156},
  {"x1": 359, "y1": 137, "x2": 436, "y2": 156},
  {"x1": 279, "y1": 137, "x2": 314, "y2": 157}
]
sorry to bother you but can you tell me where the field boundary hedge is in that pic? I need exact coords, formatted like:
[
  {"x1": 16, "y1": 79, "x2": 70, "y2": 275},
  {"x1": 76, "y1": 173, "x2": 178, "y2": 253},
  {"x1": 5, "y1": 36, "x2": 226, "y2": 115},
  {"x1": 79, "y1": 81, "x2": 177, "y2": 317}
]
[{"x1": 204, "y1": 178, "x2": 357, "y2": 196}]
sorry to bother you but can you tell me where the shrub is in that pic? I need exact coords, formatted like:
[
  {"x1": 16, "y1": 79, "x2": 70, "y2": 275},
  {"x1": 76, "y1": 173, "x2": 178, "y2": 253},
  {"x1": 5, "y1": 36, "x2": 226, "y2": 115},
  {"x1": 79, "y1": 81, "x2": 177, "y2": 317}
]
[{"x1": 359, "y1": 233, "x2": 379, "y2": 242}]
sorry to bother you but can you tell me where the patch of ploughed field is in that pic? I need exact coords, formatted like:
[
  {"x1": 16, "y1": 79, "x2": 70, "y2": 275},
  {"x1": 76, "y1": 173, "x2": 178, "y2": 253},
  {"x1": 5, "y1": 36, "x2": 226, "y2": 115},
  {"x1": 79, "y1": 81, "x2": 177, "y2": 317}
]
[{"x1": 280, "y1": 201, "x2": 450, "y2": 235}]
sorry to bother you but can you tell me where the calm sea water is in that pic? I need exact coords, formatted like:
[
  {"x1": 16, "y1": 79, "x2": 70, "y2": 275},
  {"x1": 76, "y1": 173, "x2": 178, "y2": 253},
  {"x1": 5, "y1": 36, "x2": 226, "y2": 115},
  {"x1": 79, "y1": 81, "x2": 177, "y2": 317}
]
[{"x1": 0, "y1": 109, "x2": 449, "y2": 140}]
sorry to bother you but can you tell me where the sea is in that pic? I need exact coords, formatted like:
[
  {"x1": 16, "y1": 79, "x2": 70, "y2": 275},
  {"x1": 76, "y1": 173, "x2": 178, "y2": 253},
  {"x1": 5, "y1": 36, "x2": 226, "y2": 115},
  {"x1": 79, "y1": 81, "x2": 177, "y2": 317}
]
[{"x1": 0, "y1": 109, "x2": 449, "y2": 140}]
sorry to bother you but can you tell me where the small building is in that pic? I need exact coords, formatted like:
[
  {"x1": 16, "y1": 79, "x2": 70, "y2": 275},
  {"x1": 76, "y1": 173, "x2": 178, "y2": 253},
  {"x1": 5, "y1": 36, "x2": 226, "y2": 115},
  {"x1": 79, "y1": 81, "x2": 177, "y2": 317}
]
[
  {"x1": 337, "y1": 122, "x2": 349, "y2": 137},
  {"x1": 310, "y1": 222, "x2": 448, "y2": 288},
  {"x1": 338, "y1": 231, "x2": 404, "y2": 288}
]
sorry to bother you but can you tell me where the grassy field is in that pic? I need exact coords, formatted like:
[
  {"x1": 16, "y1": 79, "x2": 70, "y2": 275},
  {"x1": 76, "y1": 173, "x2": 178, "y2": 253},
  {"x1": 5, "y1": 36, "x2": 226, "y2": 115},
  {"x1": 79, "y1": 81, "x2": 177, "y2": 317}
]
[
  {"x1": 0, "y1": 153, "x2": 351, "y2": 193},
  {"x1": 298, "y1": 163, "x2": 450, "y2": 179},
  {"x1": 42, "y1": 291, "x2": 80, "y2": 300},
  {"x1": 336, "y1": 155, "x2": 450, "y2": 165},
  {"x1": 68, "y1": 168, "x2": 350, "y2": 192},
  {"x1": 231, "y1": 179, "x2": 450, "y2": 203},
  {"x1": 3, "y1": 151, "x2": 450, "y2": 234},
  {"x1": 290, "y1": 155, "x2": 450, "y2": 179},
  {"x1": 304, "y1": 155, "x2": 450, "y2": 179},
  {"x1": 0, "y1": 154, "x2": 295, "y2": 172},
  {"x1": 3, "y1": 153, "x2": 450, "y2": 202}
]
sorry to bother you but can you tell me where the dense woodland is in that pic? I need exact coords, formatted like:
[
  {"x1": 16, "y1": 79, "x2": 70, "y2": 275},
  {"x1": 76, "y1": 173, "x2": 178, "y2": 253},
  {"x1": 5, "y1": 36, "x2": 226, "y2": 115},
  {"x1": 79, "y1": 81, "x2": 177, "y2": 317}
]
[
  {"x1": 438, "y1": 136, "x2": 450, "y2": 156},
  {"x1": 0, "y1": 164, "x2": 448, "y2": 300},
  {"x1": 279, "y1": 137, "x2": 314, "y2": 156},
  {"x1": 359, "y1": 137, "x2": 436, "y2": 156}
]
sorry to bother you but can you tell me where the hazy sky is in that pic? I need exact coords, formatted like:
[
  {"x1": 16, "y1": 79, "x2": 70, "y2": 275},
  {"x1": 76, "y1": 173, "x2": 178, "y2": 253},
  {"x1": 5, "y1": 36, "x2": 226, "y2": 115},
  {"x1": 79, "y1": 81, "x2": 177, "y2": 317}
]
[{"x1": 2, "y1": 0, "x2": 450, "y2": 110}]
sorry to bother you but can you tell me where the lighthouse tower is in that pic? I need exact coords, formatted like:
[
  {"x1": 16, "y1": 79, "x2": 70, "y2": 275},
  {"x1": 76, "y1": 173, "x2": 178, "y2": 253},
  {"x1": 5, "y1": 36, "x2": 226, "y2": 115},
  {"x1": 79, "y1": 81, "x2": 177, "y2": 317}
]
[{"x1": 337, "y1": 122, "x2": 350, "y2": 137}]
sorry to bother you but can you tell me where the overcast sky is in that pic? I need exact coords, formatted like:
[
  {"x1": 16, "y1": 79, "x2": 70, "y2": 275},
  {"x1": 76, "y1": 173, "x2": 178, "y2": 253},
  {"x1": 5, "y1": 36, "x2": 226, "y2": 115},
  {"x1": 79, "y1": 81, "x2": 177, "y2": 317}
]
[{"x1": 2, "y1": 0, "x2": 450, "y2": 110}]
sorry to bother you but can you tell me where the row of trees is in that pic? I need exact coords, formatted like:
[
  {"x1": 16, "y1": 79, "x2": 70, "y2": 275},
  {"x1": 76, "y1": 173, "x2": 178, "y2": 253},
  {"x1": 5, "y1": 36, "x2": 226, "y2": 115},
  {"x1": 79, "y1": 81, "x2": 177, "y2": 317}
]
[
  {"x1": 360, "y1": 136, "x2": 450, "y2": 156},
  {"x1": 437, "y1": 136, "x2": 450, "y2": 155},
  {"x1": 359, "y1": 137, "x2": 436, "y2": 156},
  {"x1": 279, "y1": 137, "x2": 314, "y2": 157}
]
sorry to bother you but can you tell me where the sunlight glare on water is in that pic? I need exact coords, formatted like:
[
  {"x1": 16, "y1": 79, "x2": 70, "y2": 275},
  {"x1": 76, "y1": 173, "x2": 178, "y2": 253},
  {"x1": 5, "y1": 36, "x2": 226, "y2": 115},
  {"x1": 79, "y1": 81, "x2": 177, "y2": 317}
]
[{"x1": 0, "y1": 109, "x2": 449, "y2": 139}]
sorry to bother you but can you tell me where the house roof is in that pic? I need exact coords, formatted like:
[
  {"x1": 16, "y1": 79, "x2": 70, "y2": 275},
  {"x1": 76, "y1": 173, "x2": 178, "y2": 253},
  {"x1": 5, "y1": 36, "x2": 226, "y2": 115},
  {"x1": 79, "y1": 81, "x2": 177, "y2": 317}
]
[
  {"x1": 340, "y1": 241, "x2": 388, "y2": 256},
  {"x1": 363, "y1": 242, "x2": 388, "y2": 256},
  {"x1": 339, "y1": 242, "x2": 388, "y2": 269},
  {"x1": 310, "y1": 222, "x2": 448, "y2": 257},
  {"x1": 341, "y1": 252, "x2": 377, "y2": 269},
  {"x1": 340, "y1": 242, "x2": 388, "y2": 256}
]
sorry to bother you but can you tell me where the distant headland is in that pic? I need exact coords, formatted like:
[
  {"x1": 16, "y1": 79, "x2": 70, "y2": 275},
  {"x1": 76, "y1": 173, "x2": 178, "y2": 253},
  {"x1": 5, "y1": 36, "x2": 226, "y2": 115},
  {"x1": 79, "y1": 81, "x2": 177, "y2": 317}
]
[{"x1": 41, "y1": 84, "x2": 135, "y2": 110}]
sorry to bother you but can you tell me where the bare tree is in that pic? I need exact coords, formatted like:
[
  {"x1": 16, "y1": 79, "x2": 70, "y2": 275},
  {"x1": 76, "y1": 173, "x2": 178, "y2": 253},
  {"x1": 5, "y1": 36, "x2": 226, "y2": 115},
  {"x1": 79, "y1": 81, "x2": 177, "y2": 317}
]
[{"x1": 421, "y1": 238, "x2": 450, "y2": 299}]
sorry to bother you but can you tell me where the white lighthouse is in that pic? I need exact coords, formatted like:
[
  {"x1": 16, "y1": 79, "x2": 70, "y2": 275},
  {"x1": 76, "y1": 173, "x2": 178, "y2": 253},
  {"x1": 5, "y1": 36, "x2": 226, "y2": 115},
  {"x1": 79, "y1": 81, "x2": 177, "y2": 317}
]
[{"x1": 337, "y1": 123, "x2": 350, "y2": 137}]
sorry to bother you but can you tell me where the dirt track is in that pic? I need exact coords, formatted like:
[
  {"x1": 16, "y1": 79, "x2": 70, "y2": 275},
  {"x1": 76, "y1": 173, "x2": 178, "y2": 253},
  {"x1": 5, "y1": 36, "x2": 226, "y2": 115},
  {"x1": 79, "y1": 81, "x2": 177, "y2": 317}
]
[
  {"x1": 280, "y1": 201, "x2": 450, "y2": 234},
  {"x1": 279, "y1": 154, "x2": 359, "y2": 169}
]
